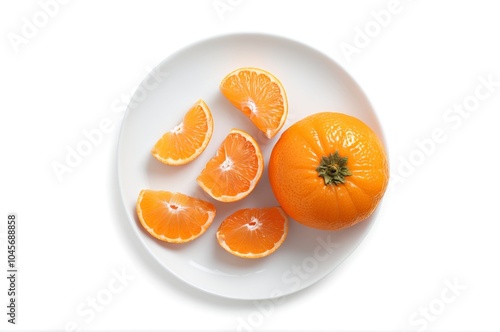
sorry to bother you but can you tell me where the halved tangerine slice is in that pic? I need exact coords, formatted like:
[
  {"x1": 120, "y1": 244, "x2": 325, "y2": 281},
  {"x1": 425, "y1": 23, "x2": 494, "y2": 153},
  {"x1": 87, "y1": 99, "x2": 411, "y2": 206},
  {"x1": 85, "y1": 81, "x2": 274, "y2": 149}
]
[
  {"x1": 136, "y1": 190, "x2": 216, "y2": 243},
  {"x1": 220, "y1": 67, "x2": 288, "y2": 139},
  {"x1": 216, "y1": 207, "x2": 289, "y2": 258},
  {"x1": 197, "y1": 129, "x2": 264, "y2": 202},
  {"x1": 151, "y1": 99, "x2": 213, "y2": 165}
]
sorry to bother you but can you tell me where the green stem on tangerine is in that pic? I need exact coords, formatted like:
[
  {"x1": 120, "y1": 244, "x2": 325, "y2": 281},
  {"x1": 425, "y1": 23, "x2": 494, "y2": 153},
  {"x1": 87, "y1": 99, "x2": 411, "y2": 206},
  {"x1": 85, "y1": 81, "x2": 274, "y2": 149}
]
[{"x1": 316, "y1": 151, "x2": 352, "y2": 186}]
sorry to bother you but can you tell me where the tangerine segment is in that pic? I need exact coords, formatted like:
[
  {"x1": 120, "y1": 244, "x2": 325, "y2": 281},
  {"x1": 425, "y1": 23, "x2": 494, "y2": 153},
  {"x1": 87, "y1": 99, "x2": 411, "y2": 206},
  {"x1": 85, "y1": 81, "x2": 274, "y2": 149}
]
[
  {"x1": 151, "y1": 99, "x2": 213, "y2": 165},
  {"x1": 220, "y1": 67, "x2": 288, "y2": 139},
  {"x1": 216, "y1": 207, "x2": 289, "y2": 259},
  {"x1": 136, "y1": 190, "x2": 216, "y2": 243},
  {"x1": 197, "y1": 129, "x2": 264, "y2": 202}
]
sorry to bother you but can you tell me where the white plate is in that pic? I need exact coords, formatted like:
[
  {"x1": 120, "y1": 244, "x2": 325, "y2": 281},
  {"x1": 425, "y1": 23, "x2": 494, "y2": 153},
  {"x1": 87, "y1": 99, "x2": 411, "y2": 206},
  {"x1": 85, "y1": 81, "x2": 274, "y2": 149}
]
[{"x1": 117, "y1": 33, "x2": 386, "y2": 300}]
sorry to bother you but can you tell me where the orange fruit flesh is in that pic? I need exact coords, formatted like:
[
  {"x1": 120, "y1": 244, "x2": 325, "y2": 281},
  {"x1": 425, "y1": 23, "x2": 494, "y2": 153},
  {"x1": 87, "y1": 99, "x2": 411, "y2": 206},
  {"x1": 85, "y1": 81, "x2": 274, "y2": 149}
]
[
  {"x1": 151, "y1": 99, "x2": 213, "y2": 165},
  {"x1": 216, "y1": 207, "x2": 288, "y2": 258},
  {"x1": 220, "y1": 68, "x2": 287, "y2": 139},
  {"x1": 197, "y1": 129, "x2": 263, "y2": 202},
  {"x1": 136, "y1": 190, "x2": 215, "y2": 243}
]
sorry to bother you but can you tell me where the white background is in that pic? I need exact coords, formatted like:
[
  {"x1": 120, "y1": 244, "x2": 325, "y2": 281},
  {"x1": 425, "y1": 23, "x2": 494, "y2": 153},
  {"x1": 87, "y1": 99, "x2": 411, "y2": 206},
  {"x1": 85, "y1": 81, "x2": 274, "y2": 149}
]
[{"x1": 1, "y1": 0, "x2": 500, "y2": 331}]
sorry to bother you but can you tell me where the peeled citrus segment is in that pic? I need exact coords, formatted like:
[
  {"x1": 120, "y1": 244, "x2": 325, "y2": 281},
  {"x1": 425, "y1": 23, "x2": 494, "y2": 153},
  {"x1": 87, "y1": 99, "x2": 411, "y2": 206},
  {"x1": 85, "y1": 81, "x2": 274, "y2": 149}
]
[
  {"x1": 197, "y1": 129, "x2": 264, "y2": 202},
  {"x1": 136, "y1": 190, "x2": 216, "y2": 243},
  {"x1": 220, "y1": 67, "x2": 288, "y2": 139},
  {"x1": 151, "y1": 99, "x2": 213, "y2": 165},
  {"x1": 216, "y1": 207, "x2": 289, "y2": 259}
]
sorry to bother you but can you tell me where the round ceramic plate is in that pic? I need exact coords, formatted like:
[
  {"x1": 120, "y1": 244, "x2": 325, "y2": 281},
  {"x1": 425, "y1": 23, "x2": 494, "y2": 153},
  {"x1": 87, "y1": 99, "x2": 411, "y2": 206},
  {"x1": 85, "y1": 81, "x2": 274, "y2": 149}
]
[{"x1": 117, "y1": 33, "x2": 385, "y2": 300}]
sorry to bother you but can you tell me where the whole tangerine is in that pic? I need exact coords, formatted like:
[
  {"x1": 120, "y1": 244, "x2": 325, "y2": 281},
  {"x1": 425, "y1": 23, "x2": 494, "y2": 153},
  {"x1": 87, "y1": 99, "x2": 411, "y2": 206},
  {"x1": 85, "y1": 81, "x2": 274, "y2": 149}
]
[{"x1": 268, "y1": 112, "x2": 389, "y2": 230}]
